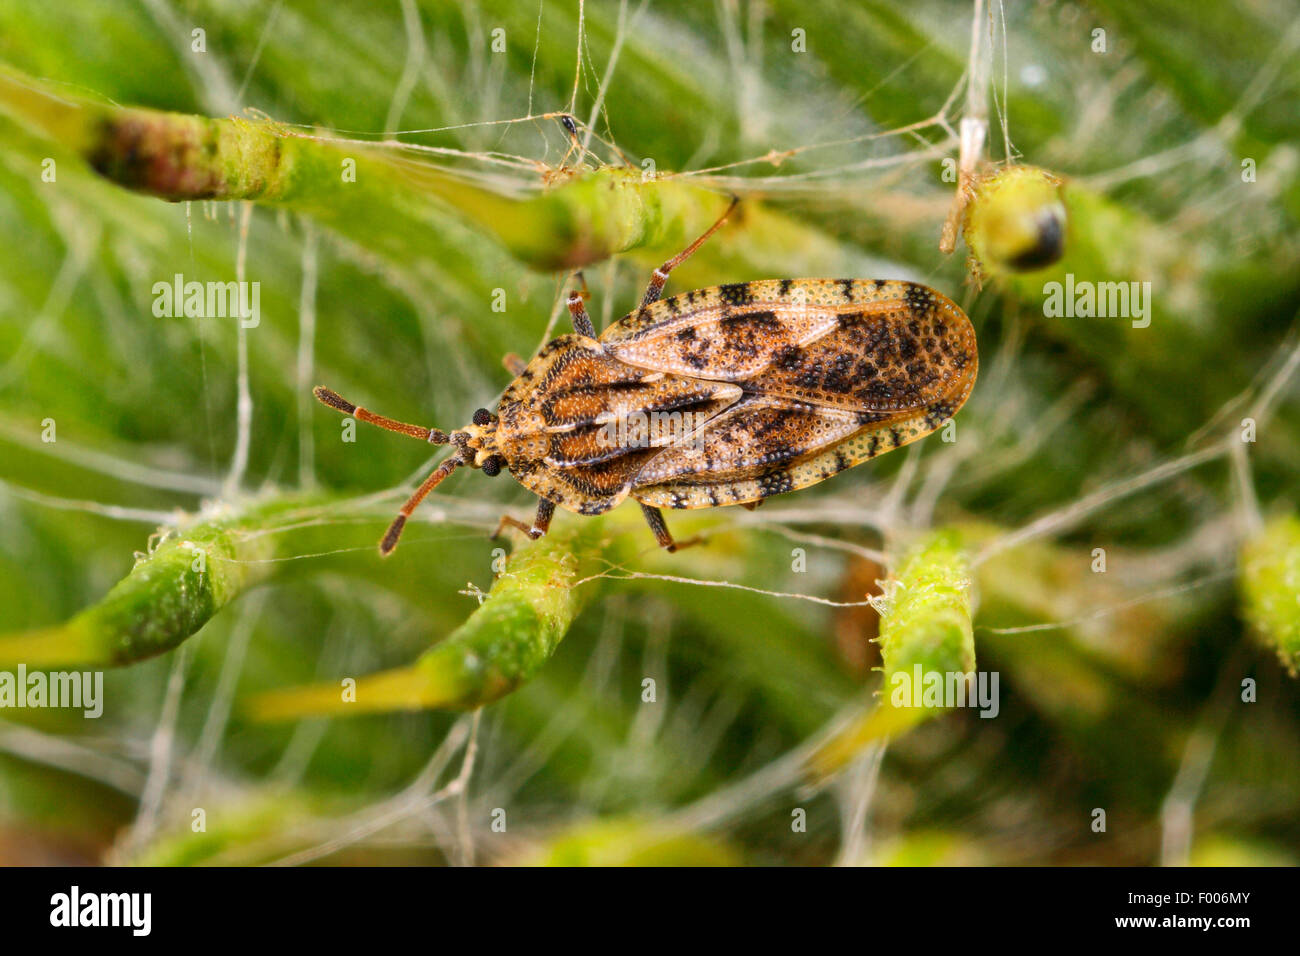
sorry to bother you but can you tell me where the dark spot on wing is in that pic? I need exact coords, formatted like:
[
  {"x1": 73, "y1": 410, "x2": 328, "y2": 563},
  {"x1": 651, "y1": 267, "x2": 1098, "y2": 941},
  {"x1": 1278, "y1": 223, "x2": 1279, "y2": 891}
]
[
  {"x1": 719, "y1": 309, "x2": 780, "y2": 333},
  {"x1": 774, "y1": 345, "x2": 802, "y2": 369},
  {"x1": 903, "y1": 283, "x2": 934, "y2": 318},
  {"x1": 718, "y1": 282, "x2": 755, "y2": 307},
  {"x1": 757, "y1": 468, "x2": 794, "y2": 498}
]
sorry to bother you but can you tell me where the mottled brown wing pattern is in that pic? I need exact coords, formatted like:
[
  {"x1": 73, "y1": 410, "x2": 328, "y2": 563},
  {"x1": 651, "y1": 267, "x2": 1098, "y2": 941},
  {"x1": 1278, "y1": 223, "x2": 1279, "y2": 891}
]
[
  {"x1": 499, "y1": 279, "x2": 976, "y2": 515},
  {"x1": 602, "y1": 291, "x2": 840, "y2": 380},
  {"x1": 601, "y1": 279, "x2": 975, "y2": 412},
  {"x1": 607, "y1": 279, "x2": 977, "y2": 509},
  {"x1": 634, "y1": 401, "x2": 957, "y2": 510},
  {"x1": 521, "y1": 445, "x2": 662, "y2": 514},
  {"x1": 740, "y1": 287, "x2": 975, "y2": 413},
  {"x1": 496, "y1": 334, "x2": 742, "y2": 513},
  {"x1": 633, "y1": 395, "x2": 869, "y2": 487}
]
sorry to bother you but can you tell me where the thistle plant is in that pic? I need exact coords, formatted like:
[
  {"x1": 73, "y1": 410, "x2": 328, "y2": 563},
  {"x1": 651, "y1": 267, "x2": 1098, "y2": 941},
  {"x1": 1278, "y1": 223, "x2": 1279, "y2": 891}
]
[{"x1": 0, "y1": 0, "x2": 1297, "y2": 868}]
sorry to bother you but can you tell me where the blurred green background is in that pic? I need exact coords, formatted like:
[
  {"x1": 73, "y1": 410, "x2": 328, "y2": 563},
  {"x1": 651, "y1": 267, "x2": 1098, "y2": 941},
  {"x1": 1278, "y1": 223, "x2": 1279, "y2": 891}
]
[{"x1": 0, "y1": 0, "x2": 1298, "y2": 865}]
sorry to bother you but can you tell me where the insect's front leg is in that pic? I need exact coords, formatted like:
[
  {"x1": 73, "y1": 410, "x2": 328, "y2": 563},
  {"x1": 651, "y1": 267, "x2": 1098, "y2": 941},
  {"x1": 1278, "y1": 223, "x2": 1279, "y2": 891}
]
[
  {"x1": 566, "y1": 272, "x2": 596, "y2": 337},
  {"x1": 639, "y1": 503, "x2": 700, "y2": 553},
  {"x1": 493, "y1": 498, "x2": 556, "y2": 541}
]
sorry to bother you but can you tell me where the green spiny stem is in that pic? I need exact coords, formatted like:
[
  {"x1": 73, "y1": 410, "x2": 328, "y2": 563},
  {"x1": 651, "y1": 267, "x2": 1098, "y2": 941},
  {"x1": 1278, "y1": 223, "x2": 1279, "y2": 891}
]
[
  {"x1": 1240, "y1": 513, "x2": 1300, "y2": 676},
  {"x1": 249, "y1": 519, "x2": 604, "y2": 718},
  {"x1": 875, "y1": 528, "x2": 976, "y2": 680},
  {"x1": 0, "y1": 63, "x2": 875, "y2": 277},
  {"x1": 810, "y1": 528, "x2": 974, "y2": 775},
  {"x1": 0, "y1": 495, "x2": 328, "y2": 667}
]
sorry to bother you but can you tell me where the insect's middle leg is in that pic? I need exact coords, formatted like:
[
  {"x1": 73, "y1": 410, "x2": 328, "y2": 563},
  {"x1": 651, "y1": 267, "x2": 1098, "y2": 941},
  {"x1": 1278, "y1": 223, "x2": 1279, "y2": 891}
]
[
  {"x1": 493, "y1": 498, "x2": 556, "y2": 541},
  {"x1": 639, "y1": 503, "x2": 700, "y2": 553},
  {"x1": 566, "y1": 272, "x2": 596, "y2": 337},
  {"x1": 639, "y1": 196, "x2": 740, "y2": 307}
]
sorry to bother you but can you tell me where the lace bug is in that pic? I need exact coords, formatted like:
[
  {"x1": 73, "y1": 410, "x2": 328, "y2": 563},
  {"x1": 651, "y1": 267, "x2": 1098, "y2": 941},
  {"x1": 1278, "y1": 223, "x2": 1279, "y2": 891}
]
[{"x1": 315, "y1": 199, "x2": 977, "y2": 555}]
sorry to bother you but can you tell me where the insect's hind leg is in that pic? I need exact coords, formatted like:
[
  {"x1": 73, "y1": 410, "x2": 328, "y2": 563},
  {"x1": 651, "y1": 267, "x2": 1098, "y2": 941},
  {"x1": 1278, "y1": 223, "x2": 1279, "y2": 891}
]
[
  {"x1": 493, "y1": 498, "x2": 556, "y2": 541},
  {"x1": 639, "y1": 503, "x2": 701, "y2": 553},
  {"x1": 639, "y1": 196, "x2": 740, "y2": 307}
]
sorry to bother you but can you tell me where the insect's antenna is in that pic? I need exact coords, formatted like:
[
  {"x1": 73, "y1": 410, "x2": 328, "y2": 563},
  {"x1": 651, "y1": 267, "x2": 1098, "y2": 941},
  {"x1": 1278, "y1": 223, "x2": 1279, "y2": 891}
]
[
  {"x1": 313, "y1": 386, "x2": 448, "y2": 444},
  {"x1": 380, "y1": 455, "x2": 464, "y2": 556}
]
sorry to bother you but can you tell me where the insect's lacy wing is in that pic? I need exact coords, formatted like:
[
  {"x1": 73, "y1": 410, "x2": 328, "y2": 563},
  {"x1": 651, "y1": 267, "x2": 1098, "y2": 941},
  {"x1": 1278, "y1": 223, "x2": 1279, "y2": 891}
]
[
  {"x1": 545, "y1": 384, "x2": 740, "y2": 467},
  {"x1": 601, "y1": 280, "x2": 976, "y2": 414},
  {"x1": 502, "y1": 336, "x2": 746, "y2": 515},
  {"x1": 739, "y1": 290, "x2": 977, "y2": 414},
  {"x1": 540, "y1": 364, "x2": 742, "y2": 460},
  {"x1": 631, "y1": 395, "x2": 952, "y2": 511},
  {"x1": 529, "y1": 338, "x2": 745, "y2": 472},
  {"x1": 513, "y1": 443, "x2": 660, "y2": 515},
  {"x1": 600, "y1": 279, "x2": 842, "y2": 379},
  {"x1": 526, "y1": 380, "x2": 742, "y2": 515},
  {"x1": 631, "y1": 394, "x2": 863, "y2": 492}
]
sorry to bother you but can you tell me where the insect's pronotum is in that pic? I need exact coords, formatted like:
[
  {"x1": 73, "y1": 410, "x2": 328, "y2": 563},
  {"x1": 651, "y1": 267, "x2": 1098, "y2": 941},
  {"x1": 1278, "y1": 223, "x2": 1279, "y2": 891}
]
[{"x1": 315, "y1": 199, "x2": 978, "y2": 555}]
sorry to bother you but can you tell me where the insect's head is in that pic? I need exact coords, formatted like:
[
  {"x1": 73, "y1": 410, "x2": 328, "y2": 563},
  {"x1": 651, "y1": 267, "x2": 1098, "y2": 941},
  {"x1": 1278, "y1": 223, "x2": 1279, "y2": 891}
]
[{"x1": 447, "y1": 407, "x2": 506, "y2": 476}]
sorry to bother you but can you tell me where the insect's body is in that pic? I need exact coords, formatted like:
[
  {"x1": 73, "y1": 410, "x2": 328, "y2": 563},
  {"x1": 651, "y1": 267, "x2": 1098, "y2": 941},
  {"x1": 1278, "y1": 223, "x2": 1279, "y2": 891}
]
[
  {"x1": 315, "y1": 202, "x2": 978, "y2": 555},
  {"x1": 489, "y1": 279, "x2": 976, "y2": 517}
]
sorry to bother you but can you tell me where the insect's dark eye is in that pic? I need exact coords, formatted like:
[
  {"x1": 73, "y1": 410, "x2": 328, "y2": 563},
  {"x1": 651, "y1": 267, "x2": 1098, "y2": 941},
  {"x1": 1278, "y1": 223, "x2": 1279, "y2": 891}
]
[
  {"x1": 472, "y1": 408, "x2": 495, "y2": 426},
  {"x1": 481, "y1": 456, "x2": 502, "y2": 477}
]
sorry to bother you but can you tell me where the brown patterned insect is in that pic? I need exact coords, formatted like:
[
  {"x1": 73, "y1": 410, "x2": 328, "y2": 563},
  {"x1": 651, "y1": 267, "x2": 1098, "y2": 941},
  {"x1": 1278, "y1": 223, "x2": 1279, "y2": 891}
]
[{"x1": 314, "y1": 200, "x2": 977, "y2": 555}]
